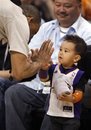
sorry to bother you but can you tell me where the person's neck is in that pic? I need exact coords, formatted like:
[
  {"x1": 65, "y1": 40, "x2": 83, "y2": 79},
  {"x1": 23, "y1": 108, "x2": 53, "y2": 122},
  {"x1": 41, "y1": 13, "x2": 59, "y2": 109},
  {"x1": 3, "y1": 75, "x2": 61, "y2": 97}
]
[
  {"x1": 61, "y1": 64, "x2": 75, "y2": 69},
  {"x1": 59, "y1": 15, "x2": 80, "y2": 28},
  {"x1": 60, "y1": 26, "x2": 69, "y2": 34},
  {"x1": 59, "y1": 23, "x2": 71, "y2": 28}
]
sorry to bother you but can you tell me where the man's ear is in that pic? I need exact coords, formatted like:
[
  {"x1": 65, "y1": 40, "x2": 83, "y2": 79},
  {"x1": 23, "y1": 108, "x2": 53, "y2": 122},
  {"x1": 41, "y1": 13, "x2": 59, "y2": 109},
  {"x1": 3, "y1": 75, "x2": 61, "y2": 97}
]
[
  {"x1": 27, "y1": 16, "x2": 34, "y2": 23},
  {"x1": 74, "y1": 55, "x2": 81, "y2": 63},
  {"x1": 29, "y1": 17, "x2": 34, "y2": 22}
]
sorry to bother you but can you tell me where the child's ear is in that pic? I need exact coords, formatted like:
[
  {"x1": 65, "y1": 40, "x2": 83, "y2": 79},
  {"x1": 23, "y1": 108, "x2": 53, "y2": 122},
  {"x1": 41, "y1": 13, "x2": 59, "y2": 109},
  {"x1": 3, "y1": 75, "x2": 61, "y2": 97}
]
[{"x1": 74, "y1": 55, "x2": 81, "y2": 63}]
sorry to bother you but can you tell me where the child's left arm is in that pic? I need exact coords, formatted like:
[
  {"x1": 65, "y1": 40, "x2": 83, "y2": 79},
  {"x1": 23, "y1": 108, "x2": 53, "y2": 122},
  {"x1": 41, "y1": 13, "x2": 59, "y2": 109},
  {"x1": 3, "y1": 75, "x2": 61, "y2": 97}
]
[
  {"x1": 58, "y1": 72, "x2": 88, "y2": 103},
  {"x1": 58, "y1": 90, "x2": 83, "y2": 103}
]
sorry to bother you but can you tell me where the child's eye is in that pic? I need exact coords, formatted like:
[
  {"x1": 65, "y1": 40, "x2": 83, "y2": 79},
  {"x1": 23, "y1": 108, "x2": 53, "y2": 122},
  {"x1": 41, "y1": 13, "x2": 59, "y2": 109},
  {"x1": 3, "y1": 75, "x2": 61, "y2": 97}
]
[
  {"x1": 64, "y1": 50, "x2": 68, "y2": 52},
  {"x1": 60, "y1": 48, "x2": 62, "y2": 51}
]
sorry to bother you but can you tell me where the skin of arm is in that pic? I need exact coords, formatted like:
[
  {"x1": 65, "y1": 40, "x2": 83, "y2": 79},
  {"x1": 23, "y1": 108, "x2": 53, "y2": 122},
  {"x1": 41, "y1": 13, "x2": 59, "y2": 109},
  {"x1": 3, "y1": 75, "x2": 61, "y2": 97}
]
[
  {"x1": 0, "y1": 70, "x2": 10, "y2": 78},
  {"x1": 58, "y1": 90, "x2": 83, "y2": 104},
  {"x1": 11, "y1": 40, "x2": 54, "y2": 81},
  {"x1": 0, "y1": 54, "x2": 43, "y2": 80}
]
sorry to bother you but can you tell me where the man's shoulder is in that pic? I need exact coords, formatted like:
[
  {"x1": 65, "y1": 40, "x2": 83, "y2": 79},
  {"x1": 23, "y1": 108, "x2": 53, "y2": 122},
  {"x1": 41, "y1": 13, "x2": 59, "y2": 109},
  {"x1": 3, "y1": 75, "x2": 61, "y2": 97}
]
[
  {"x1": 0, "y1": 0, "x2": 21, "y2": 17},
  {"x1": 81, "y1": 17, "x2": 91, "y2": 29}
]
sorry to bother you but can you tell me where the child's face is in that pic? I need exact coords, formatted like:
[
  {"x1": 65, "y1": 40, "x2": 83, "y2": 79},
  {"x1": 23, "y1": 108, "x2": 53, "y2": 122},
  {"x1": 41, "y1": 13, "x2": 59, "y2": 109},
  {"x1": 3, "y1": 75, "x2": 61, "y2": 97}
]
[{"x1": 58, "y1": 41, "x2": 80, "y2": 68}]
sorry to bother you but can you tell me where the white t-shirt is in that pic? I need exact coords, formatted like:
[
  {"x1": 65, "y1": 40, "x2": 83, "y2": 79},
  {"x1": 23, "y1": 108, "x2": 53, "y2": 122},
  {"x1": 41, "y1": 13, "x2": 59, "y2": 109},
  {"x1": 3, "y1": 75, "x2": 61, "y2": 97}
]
[{"x1": 0, "y1": 0, "x2": 30, "y2": 56}]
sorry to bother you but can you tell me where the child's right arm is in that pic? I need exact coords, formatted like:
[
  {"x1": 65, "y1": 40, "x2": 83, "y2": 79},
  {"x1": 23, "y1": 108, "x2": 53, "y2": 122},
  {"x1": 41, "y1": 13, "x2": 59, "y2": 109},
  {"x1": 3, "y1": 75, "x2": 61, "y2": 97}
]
[
  {"x1": 39, "y1": 59, "x2": 53, "y2": 82},
  {"x1": 39, "y1": 69, "x2": 49, "y2": 82}
]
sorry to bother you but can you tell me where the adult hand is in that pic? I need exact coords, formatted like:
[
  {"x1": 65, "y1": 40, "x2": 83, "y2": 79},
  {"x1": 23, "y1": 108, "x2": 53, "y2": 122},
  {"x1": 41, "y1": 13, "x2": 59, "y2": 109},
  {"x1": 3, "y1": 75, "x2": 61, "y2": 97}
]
[
  {"x1": 41, "y1": 59, "x2": 53, "y2": 70},
  {"x1": 37, "y1": 40, "x2": 54, "y2": 68}
]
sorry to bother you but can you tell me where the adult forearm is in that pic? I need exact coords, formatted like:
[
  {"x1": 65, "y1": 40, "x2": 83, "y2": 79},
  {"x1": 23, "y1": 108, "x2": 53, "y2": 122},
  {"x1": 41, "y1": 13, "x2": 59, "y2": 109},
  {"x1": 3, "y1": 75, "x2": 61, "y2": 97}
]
[
  {"x1": 0, "y1": 70, "x2": 10, "y2": 78},
  {"x1": 11, "y1": 40, "x2": 53, "y2": 81},
  {"x1": 12, "y1": 59, "x2": 42, "y2": 81},
  {"x1": 20, "y1": 61, "x2": 42, "y2": 80}
]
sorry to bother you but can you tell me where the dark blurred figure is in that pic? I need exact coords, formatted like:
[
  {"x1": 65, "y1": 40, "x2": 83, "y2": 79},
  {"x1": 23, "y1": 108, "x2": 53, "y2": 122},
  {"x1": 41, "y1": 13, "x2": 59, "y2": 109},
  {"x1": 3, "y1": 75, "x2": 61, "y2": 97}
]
[
  {"x1": 78, "y1": 45, "x2": 91, "y2": 130},
  {"x1": 82, "y1": 0, "x2": 91, "y2": 23},
  {"x1": 21, "y1": 0, "x2": 33, "y2": 5},
  {"x1": 12, "y1": 0, "x2": 33, "y2": 5},
  {"x1": 0, "y1": 43, "x2": 11, "y2": 70},
  {"x1": 11, "y1": 0, "x2": 21, "y2": 6},
  {"x1": 31, "y1": 0, "x2": 53, "y2": 23},
  {"x1": 45, "y1": 0, "x2": 55, "y2": 20}
]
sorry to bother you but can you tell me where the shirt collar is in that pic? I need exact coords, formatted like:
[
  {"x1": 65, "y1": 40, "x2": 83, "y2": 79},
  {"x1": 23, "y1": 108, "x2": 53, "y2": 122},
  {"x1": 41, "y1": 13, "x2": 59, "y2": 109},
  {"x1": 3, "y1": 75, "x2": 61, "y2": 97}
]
[
  {"x1": 51, "y1": 19, "x2": 61, "y2": 29},
  {"x1": 60, "y1": 64, "x2": 77, "y2": 74},
  {"x1": 52, "y1": 14, "x2": 82, "y2": 34},
  {"x1": 71, "y1": 14, "x2": 82, "y2": 33}
]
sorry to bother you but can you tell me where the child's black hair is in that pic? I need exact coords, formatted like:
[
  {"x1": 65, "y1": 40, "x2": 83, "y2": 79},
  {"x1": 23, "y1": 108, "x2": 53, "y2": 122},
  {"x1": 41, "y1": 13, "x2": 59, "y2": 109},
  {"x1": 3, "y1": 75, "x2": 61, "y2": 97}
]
[{"x1": 63, "y1": 35, "x2": 87, "y2": 59}]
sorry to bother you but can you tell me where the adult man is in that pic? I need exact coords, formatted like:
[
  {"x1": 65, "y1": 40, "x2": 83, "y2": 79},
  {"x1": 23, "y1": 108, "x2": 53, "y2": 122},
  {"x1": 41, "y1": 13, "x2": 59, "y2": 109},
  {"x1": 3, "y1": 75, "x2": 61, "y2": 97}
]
[
  {"x1": 5, "y1": 0, "x2": 91, "y2": 130},
  {"x1": 0, "y1": 0, "x2": 51, "y2": 80},
  {"x1": 0, "y1": 0, "x2": 53, "y2": 130}
]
